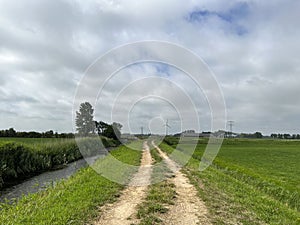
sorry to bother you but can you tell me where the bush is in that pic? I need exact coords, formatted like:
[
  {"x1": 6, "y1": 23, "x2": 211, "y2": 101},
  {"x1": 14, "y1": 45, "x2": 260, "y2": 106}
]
[{"x1": 163, "y1": 136, "x2": 179, "y2": 146}]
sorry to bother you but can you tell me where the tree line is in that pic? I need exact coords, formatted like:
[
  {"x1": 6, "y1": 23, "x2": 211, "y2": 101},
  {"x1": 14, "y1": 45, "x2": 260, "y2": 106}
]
[
  {"x1": 0, "y1": 128, "x2": 74, "y2": 138},
  {"x1": 270, "y1": 133, "x2": 300, "y2": 139}
]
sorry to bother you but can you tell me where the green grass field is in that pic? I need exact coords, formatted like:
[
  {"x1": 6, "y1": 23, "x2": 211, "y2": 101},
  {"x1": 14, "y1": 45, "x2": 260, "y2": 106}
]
[
  {"x1": 0, "y1": 137, "x2": 66, "y2": 145},
  {"x1": 1, "y1": 137, "x2": 299, "y2": 224},
  {"x1": 161, "y1": 138, "x2": 300, "y2": 224}
]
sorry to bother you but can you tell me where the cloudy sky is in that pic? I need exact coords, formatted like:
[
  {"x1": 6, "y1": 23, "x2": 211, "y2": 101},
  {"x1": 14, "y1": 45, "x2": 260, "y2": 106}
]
[{"x1": 0, "y1": 0, "x2": 299, "y2": 135}]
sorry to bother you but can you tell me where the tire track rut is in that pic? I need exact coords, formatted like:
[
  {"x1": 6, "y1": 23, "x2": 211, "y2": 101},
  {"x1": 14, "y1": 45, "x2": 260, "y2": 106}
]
[
  {"x1": 151, "y1": 141, "x2": 211, "y2": 225},
  {"x1": 94, "y1": 141, "x2": 152, "y2": 225}
]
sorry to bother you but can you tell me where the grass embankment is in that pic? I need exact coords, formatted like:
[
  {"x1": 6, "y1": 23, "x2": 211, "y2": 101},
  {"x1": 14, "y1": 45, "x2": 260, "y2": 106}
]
[
  {"x1": 136, "y1": 142, "x2": 176, "y2": 225},
  {"x1": 160, "y1": 138, "x2": 300, "y2": 224},
  {"x1": 0, "y1": 144, "x2": 142, "y2": 225},
  {"x1": 0, "y1": 138, "x2": 117, "y2": 189}
]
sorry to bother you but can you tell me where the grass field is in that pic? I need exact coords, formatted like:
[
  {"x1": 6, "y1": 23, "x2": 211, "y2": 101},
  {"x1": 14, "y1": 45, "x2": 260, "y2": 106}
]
[
  {"x1": 1, "y1": 137, "x2": 299, "y2": 224},
  {"x1": 0, "y1": 143, "x2": 142, "y2": 225},
  {"x1": 0, "y1": 137, "x2": 68, "y2": 145},
  {"x1": 161, "y1": 138, "x2": 300, "y2": 224}
]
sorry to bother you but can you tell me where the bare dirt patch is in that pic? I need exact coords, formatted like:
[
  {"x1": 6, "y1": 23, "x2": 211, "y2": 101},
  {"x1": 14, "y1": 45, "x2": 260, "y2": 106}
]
[
  {"x1": 93, "y1": 142, "x2": 152, "y2": 225},
  {"x1": 152, "y1": 141, "x2": 212, "y2": 225}
]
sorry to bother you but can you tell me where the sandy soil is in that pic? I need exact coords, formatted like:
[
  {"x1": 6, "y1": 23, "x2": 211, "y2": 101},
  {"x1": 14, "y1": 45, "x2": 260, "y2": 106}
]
[
  {"x1": 94, "y1": 141, "x2": 152, "y2": 225},
  {"x1": 152, "y1": 141, "x2": 212, "y2": 225}
]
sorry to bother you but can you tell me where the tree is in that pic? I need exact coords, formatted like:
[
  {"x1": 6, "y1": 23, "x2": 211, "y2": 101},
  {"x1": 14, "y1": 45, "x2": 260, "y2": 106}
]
[
  {"x1": 271, "y1": 133, "x2": 277, "y2": 139},
  {"x1": 112, "y1": 122, "x2": 122, "y2": 140},
  {"x1": 75, "y1": 102, "x2": 95, "y2": 136},
  {"x1": 44, "y1": 130, "x2": 54, "y2": 138},
  {"x1": 7, "y1": 128, "x2": 16, "y2": 137},
  {"x1": 254, "y1": 132, "x2": 263, "y2": 138},
  {"x1": 95, "y1": 121, "x2": 109, "y2": 135},
  {"x1": 101, "y1": 122, "x2": 122, "y2": 141}
]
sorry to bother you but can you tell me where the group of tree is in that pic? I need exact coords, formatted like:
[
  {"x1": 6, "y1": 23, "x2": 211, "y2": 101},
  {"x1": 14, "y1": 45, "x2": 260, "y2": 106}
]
[
  {"x1": 75, "y1": 102, "x2": 122, "y2": 141},
  {"x1": 270, "y1": 133, "x2": 300, "y2": 139},
  {"x1": 0, "y1": 128, "x2": 74, "y2": 138},
  {"x1": 238, "y1": 132, "x2": 263, "y2": 138}
]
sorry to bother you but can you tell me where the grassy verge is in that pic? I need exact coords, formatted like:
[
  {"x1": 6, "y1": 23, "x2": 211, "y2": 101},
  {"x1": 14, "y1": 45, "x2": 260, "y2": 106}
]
[
  {"x1": 0, "y1": 144, "x2": 142, "y2": 225},
  {"x1": 136, "y1": 143, "x2": 176, "y2": 225}
]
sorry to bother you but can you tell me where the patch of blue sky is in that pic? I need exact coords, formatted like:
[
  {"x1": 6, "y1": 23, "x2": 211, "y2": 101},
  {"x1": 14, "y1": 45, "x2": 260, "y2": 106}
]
[
  {"x1": 187, "y1": 2, "x2": 250, "y2": 36},
  {"x1": 219, "y1": 2, "x2": 250, "y2": 23},
  {"x1": 153, "y1": 63, "x2": 171, "y2": 77},
  {"x1": 122, "y1": 62, "x2": 172, "y2": 78}
]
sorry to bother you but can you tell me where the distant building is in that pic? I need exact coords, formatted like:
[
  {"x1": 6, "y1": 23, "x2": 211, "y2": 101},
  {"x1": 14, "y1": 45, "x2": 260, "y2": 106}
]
[
  {"x1": 181, "y1": 130, "x2": 199, "y2": 137},
  {"x1": 181, "y1": 130, "x2": 211, "y2": 138}
]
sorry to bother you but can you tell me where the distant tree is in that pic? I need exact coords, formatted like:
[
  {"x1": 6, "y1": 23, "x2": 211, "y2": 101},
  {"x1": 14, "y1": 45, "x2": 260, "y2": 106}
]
[
  {"x1": 297, "y1": 134, "x2": 300, "y2": 139},
  {"x1": 27, "y1": 131, "x2": 42, "y2": 138},
  {"x1": 102, "y1": 122, "x2": 122, "y2": 141},
  {"x1": 254, "y1": 132, "x2": 263, "y2": 138},
  {"x1": 283, "y1": 133, "x2": 291, "y2": 139},
  {"x1": 271, "y1": 133, "x2": 278, "y2": 139},
  {"x1": 44, "y1": 130, "x2": 54, "y2": 138},
  {"x1": 7, "y1": 128, "x2": 16, "y2": 137},
  {"x1": 95, "y1": 121, "x2": 109, "y2": 135},
  {"x1": 75, "y1": 102, "x2": 95, "y2": 136}
]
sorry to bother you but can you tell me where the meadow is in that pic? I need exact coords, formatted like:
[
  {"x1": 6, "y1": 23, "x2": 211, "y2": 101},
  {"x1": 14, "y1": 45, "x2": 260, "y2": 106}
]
[{"x1": 161, "y1": 137, "x2": 300, "y2": 224}]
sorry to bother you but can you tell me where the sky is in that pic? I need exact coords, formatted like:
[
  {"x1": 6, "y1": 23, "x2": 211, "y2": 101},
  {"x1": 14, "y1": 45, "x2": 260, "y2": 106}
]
[{"x1": 0, "y1": 0, "x2": 300, "y2": 135}]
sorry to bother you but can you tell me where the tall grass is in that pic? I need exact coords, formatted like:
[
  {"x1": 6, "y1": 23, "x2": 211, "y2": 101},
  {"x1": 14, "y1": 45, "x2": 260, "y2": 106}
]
[{"x1": 0, "y1": 138, "x2": 118, "y2": 189}]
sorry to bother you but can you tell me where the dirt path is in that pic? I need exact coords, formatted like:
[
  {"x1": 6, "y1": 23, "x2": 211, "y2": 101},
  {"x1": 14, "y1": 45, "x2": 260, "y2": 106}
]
[
  {"x1": 94, "y1": 142, "x2": 153, "y2": 225},
  {"x1": 151, "y1": 141, "x2": 212, "y2": 225}
]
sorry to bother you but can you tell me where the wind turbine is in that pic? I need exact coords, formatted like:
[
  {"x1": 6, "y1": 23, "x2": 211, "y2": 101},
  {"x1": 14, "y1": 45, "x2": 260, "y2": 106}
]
[
  {"x1": 163, "y1": 119, "x2": 171, "y2": 136},
  {"x1": 227, "y1": 120, "x2": 234, "y2": 138}
]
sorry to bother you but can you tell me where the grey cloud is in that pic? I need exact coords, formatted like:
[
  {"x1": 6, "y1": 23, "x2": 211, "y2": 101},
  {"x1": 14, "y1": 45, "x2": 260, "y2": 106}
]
[{"x1": 0, "y1": 0, "x2": 299, "y2": 134}]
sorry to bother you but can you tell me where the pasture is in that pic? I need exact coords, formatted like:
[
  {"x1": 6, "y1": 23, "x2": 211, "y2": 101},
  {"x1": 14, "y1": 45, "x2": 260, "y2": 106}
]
[{"x1": 161, "y1": 137, "x2": 300, "y2": 224}]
